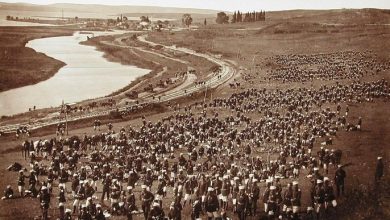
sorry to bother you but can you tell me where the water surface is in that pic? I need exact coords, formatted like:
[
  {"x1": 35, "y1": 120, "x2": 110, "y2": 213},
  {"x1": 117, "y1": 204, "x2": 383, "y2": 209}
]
[{"x1": 0, "y1": 31, "x2": 150, "y2": 116}]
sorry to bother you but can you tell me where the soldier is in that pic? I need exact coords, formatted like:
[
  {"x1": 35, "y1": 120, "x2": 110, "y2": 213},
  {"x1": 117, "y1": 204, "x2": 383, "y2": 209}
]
[
  {"x1": 38, "y1": 186, "x2": 50, "y2": 220},
  {"x1": 313, "y1": 180, "x2": 325, "y2": 219},
  {"x1": 205, "y1": 187, "x2": 219, "y2": 220},
  {"x1": 79, "y1": 204, "x2": 92, "y2": 220},
  {"x1": 64, "y1": 209, "x2": 72, "y2": 220},
  {"x1": 220, "y1": 176, "x2": 230, "y2": 210},
  {"x1": 101, "y1": 174, "x2": 111, "y2": 201},
  {"x1": 291, "y1": 181, "x2": 301, "y2": 214},
  {"x1": 95, "y1": 204, "x2": 106, "y2": 220},
  {"x1": 59, "y1": 203, "x2": 65, "y2": 220},
  {"x1": 141, "y1": 184, "x2": 154, "y2": 220},
  {"x1": 375, "y1": 156, "x2": 384, "y2": 182},
  {"x1": 191, "y1": 199, "x2": 203, "y2": 220},
  {"x1": 59, "y1": 168, "x2": 68, "y2": 190},
  {"x1": 268, "y1": 185, "x2": 278, "y2": 217},
  {"x1": 250, "y1": 179, "x2": 260, "y2": 216},
  {"x1": 73, "y1": 180, "x2": 86, "y2": 214},
  {"x1": 323, "y1": 177, "x2": 336, "y2": 211},
  {"x1": 334, "y1": 165, "x2": 346, "y2": 197},
  {"x1": 17, "y1": 170, "x2": 26, "y2": 197},
  {"x1": 1, "y1": 185, "x2": 14, "y2": 200},
  {"x1": 167, "y1": 199, "x2": 182, "y2": 220},
  {"x1": 282, "y1": 183, "x2": 293, "y2": 214},
  {"x1": 59, "y1": 185, "x2": 66, "y2": 203},
  {"x1": 86, "y1": 197, "x2": 97, "y2": 217},
  {"x1": 262, "y1": 179, "x2": 271, "y2": 213},
  {"x1": 183, "y1": 178, "x2": 193, "y2": 206},
  {"x1": 148, "y1": 202, "x2": 165, "y2": 220},
  {"x1": 71, "y1": 174, "x2": 79, "y2": 197},
  {"x1": 125, "y1": 186, "x2": 136, "y2": 219},
  {"x1": 236, "y1": 185, "x2": 249, "y2": 220},
  {"x1": 23, "y1": 140, "x2": 30, "y2": 159}
]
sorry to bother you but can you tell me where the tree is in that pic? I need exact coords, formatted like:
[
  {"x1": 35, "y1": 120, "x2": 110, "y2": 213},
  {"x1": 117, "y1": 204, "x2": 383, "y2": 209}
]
[
  {"x1": 182, "y1": 14, "x2": 193, "y2": 28},
  {"x1": 140, "y1": 16, "x2": 150, "y2": 23},
  {"x1": 231, "y1": 11, "x2": 237, "y2": 23},
  {"x1": 216, "y1": 12, "x2": 229, "y2": 24},
  {"x1": 237, "y1": 11, "x2": 242, "y2": 22}
]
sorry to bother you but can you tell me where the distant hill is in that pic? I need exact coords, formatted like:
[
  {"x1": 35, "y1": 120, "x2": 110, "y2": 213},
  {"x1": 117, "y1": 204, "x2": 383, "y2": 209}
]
[{"x1": 0, "y1": 2, "x2": 222, "y2": 15}]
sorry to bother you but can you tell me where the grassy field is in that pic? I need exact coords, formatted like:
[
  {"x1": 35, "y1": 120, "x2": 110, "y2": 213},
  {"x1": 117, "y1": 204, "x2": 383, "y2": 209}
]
[{"x1": 0, "y1": 26, "x2": 74, "y2": 92}]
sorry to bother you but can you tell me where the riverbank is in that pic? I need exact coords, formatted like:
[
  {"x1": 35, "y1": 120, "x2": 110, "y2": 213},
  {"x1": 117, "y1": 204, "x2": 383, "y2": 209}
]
[{"x1": 0, "y1": 26, "x2": 74, "y2": 92}]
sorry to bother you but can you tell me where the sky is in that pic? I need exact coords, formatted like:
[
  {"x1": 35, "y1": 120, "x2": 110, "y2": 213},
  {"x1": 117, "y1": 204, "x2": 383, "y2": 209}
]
[{"x1": 1, "y1": 0, "x2": 390, "y2": 11}]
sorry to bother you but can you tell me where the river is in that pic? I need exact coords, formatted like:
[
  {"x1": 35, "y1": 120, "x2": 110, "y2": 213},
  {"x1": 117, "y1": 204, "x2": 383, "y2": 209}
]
[{"x1": 0, "y1": 31, "x2": 150, "y2": 116}]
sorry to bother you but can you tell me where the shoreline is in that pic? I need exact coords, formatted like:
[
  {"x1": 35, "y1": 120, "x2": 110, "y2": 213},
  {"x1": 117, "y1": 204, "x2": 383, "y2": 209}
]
[{"x1": 0, "y1": 26, "x2": 74, "y2": 92}]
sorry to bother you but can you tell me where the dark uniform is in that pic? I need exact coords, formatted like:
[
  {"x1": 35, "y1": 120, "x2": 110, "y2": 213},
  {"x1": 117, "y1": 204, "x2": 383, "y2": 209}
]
[
  {"x1": 375, "y1": 158, "x2": 384, "y2": 182},
  {"x1": 39, "y1": 188, "x2": 50, "y2": 220},
  {"x1": 141, "y1": 189, "x2": 155, "y2": 220},
  {"x1": 148, "y1": 205, "x2": 165, "y2": 220},
  {"x1": 334, "y1": 167, "x2": 346, "y2": 196},
  {"x1": 237, "y1": 191, "x2": 249, "y2": 220}
]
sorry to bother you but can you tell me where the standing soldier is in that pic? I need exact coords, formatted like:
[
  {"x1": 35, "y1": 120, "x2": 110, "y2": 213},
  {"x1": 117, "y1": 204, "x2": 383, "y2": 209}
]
[
  {"x1": 236, "y1": 186, "x2": 249, "y2": 220},
  {"x1": 251, "y1": 179, "x2": 260, "y2": 216},
  {"x1": 375, "y1": 156, "x2": 384, "y2": 182},
  {"x1": 141, "y1": 185, "x2": 154, "y2": 220},
  {"x1": 334, "y1": 165, "x2": 346, "y2": 197},
  {"x1": 220, "y1": 176, "x2": 230, "y2": 210},
  {"x1": 23, "y1": 140, "x2": 30, "y2": 159},
  {"x1": 282, "y1": 183, "x2": 293, "y2": 214},
  {"x1": 268, "y1": 186, "x2": 278, "y2": 217},
  {"x1": 17, "y1": 170, "x2": 26, "y2": 197},
  {"x1": 262, "y1": 179, "x2": 271, "y2": 214},
  {"x1": 205, "y1": 187, "x2": 219, "y2": 220},
  {"x1": 313, "y1": 180, "x2": 325, "y2": 219},
  {"x1": 191, "y1": 198, "x2": 203, "y2": 220},
  {"x1": 323, "y1": 177, "x2": 336, "y2": 211},
  {"x1": 59, "y1": 168, "x2": 68, "y2": 191},
  {"x1": 291, "y1": 181, "x2": 301, "y2": 214},
  {"x1": 38, "y1": 186, "x2": 51, "y2": 220},
  {"x1": 101, "y1": 174, "x2": 111, "y2": 201}
]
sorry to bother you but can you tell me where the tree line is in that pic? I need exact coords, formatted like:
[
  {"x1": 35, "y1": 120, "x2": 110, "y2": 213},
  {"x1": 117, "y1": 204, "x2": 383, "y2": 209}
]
[
  {"x1": 232, "y1": 10, "x2": 266, "y2": 23},
  {"x1": 215, "y1": 11, "x2": 266, "y2": 24}
]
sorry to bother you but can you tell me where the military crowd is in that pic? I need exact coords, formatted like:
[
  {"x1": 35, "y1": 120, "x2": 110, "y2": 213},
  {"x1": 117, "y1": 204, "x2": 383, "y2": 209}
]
[
  {"x1": 2, "y1": 77, "x2": 388, "y2": 220},
  {"x1": 266, "y1": 51, "x2": 390, "y2": 83}
]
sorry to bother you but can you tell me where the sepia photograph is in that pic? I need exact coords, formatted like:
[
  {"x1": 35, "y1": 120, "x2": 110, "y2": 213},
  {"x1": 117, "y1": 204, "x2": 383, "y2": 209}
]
[{"x1": 0, "y1": 0, "x2": 389, "y2": 219}]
